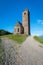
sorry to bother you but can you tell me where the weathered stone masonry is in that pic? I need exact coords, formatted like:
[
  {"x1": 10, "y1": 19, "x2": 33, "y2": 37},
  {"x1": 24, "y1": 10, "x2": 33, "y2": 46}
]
[{"x1": 14, "y1": 9, "x2": 30, "y2": 35}]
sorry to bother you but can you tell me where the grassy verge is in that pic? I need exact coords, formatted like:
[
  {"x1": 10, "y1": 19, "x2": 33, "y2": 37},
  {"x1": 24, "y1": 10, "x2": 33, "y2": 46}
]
[
  {"x1": 0, "y1": 38, "x2": 3, "y2": 65},
  {"x1": 0, "y1": 37, "x2": 1, "y2": 43},
  {"x1": 3, "y1": 34, "x2": 28, "y2": 44},
  {"x1": 34, "y1": 36, "x2": 43, "y2": 44}
]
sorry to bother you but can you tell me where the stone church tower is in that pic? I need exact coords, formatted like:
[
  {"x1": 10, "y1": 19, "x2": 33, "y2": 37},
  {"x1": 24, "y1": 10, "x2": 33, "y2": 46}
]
[
  {"x1": 14, "y1": 9, "x2": 30, "y2": 35},
  {"x1": 22, "y1": 10, "x2": 30, "y2": 35}
]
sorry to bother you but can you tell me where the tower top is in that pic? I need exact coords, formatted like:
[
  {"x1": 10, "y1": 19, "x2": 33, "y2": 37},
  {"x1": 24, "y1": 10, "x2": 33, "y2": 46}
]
[
  {"x1": 23, "y1": 9, "x2": 30, "y2": 13},
  {"x1": 22, "y1": 9, "x2": 30, "y2": 15}
]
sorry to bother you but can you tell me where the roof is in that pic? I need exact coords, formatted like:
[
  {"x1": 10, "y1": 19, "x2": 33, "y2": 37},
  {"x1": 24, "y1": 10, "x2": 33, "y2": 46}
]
[{"x1": 15, "y1": 21, "x2": 22, "y2": 27}]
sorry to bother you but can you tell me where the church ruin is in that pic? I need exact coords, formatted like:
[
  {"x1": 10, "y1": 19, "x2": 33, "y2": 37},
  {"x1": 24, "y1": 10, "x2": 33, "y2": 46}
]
[{"x1": 14, "y1": 9, "x2": 30, "y2": 35}]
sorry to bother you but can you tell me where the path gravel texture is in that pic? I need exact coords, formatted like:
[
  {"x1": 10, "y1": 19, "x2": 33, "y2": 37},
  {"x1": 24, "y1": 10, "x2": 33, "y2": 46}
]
[
  {"x1": 1, "y1": 36, "x2": 43, "y2": 65},
  {"x1": 1, "y1": 38, "x2": 20, "y2": 65}
]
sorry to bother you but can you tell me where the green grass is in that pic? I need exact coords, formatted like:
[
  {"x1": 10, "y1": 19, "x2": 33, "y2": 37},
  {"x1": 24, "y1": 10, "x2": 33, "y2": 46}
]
[
  {"x1": 0, "y1": 39, "x2": 1, "y2": 43},
  {"x1": 0, "y1": 38, "x2": 3, "y2": 65},
  {"x1": 34, "y1": 36, "x2": 43, "y2": 44},
  {"x1": 4, "y1": 34, "x2": 28, "y2": 44},
  {"x1": 0, "y1": 37, "x2": 1, "y2": 43}
]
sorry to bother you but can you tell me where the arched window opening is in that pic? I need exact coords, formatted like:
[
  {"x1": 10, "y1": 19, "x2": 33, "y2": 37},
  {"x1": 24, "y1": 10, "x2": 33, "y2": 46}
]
[
  {"x1": 18, "y1": 28, "x2": 19, "y2": 32},
  {"x1": 24, "y1": 12, "x2": 26, "y2": 15}
]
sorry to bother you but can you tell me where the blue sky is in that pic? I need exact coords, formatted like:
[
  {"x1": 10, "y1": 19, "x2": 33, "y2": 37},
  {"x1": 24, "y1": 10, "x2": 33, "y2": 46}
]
[{"x1": 0, "y1": 0, "x2": 43, "y2": 36}]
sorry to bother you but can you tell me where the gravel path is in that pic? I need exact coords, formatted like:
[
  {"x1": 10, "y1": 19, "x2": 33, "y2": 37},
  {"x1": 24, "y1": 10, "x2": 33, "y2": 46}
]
[
  {"x1": 18, "y1": 36, "x2": 43, "y2": 65},
  {"x1": 1, "y1": 38, "x2": 20, "y2": 65},
  {"x1": 1, "y1": 36, "x2": 43, "y2": 65}
]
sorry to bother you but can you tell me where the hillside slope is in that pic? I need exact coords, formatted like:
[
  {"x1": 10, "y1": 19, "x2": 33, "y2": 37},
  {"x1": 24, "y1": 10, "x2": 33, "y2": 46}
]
[{"x1": 0, "y1": 29, "x2": 12, "y2": 36}]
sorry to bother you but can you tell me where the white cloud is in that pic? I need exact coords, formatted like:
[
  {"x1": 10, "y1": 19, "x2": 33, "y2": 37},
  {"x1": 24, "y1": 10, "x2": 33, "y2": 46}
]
[
  {"x1": 41, "y1": 22, "x2": 43, "y2": 24},
  {"x1": 37, "y1": 19, "x2": 43, "y2": 25}
]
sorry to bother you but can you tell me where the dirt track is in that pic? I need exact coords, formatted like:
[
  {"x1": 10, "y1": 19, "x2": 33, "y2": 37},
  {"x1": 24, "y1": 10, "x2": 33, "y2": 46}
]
[{"x1": 1, "y1": 36, "x2": 43, "y2": 65}]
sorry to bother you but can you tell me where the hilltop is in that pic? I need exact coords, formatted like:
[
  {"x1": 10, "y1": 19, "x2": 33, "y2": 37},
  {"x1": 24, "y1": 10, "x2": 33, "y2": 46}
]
[{"x1": 0, "y1": 29, "x2": 12, "y2": 36}]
